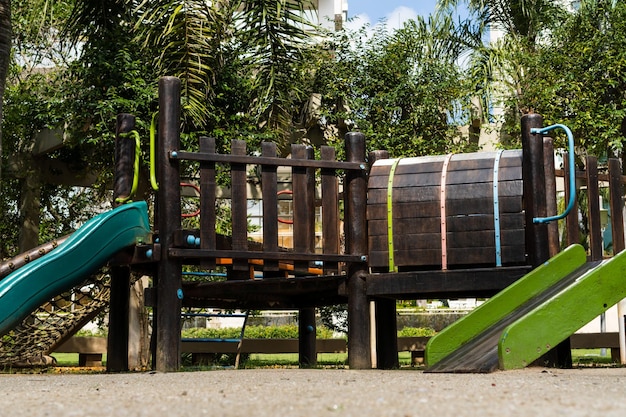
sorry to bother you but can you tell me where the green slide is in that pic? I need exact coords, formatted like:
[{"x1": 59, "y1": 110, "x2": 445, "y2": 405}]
[
  {"x1": 425, "y1": 244, "x2": 626, "y2": 372},
  {"x1": 0, "y1": 201, "x2": 150, "y2": 337}
]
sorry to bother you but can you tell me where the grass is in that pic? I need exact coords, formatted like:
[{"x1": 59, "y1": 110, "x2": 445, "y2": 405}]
[
  {"x1": 240, "y1": 352, "x2": 416, "y2": 369},
  {"x1": 572, "y1": 349, "x2": 619, "y2": 366},
  {"x1": 27, "y1": 349, "x2": 621, "y2": 371},
  {"x1": 49, "y1": 353, "x2": 107, "y2": 367}
]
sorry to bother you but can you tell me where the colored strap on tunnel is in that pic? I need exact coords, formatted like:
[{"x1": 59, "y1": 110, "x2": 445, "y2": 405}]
[
  {"x1": 440, "y1": 154, "x2": 453, "y2": 270},
  {"x1": 387, "y1": 158, "x2": 402, "y2": 272},
  {"x1": 115, "y1": 130, "x2": 141, "y2": 204},
  {"x1": 493, "y1": 150, "x2": 505, "y2": 267}
]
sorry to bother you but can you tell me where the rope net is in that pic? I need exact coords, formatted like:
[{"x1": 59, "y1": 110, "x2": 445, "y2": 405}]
[{"x1": 0, "y1": 272, "x2": 110, "y2": 367}]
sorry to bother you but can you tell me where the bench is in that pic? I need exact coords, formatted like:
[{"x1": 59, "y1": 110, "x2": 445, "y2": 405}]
[
  {"x1": 53, "y1": 337, "x2": 107, "y2": 366},
  {"x1": 181, "y1": 337, "x2": 431, "y2": 365},
  {"x1": 570, "y1": 332, "x2": 621, "y2": 361},
  {"x1": 54, "y1": 334, "x2": 619, "y2": 366}
]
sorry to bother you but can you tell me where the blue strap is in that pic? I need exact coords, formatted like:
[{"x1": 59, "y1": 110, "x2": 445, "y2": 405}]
[{"x1": 493, "y1": 150, "x2": 505, "y2": 267}]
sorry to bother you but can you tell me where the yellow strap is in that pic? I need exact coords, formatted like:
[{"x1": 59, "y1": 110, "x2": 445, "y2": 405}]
[
  {"x1": 115, "y1": 130, "x2": 141, "y2": 204},
  {"x1": 387, "y1": 159, "x2": 401, "y2": 272},
  {"x1": 440, "y1": 154, "x2": 454, "y2": 270}
]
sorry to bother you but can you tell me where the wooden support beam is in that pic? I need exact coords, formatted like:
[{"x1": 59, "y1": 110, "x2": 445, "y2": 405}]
[
  {"x1": 155, "y1": 77, "x2": 183, "y2": 372},
  {"x1": 366, "y1": 266, "x2": 531, "y2": 298},
  {"x1": 368, "y1": 149, "x2": 399, "y2": 369},
  {"x1": 522, "y1": 114, "x2": 570, "y2": 368},
  {"x1": 345, "y1": 132, "x2": 371, "y2": 369},
  {"x1": 107, "y1": 113, "x2": 135, "y2": 373}
]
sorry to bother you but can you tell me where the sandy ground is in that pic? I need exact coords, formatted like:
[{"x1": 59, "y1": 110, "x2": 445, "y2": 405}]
[{"x1": 2, "y1": 367, "x2": 626, "y2": 417}]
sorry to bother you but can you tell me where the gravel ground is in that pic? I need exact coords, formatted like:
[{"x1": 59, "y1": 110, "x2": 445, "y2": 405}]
[{"x1": 2, "y1": 367, "x2": 626, "y2": 417}]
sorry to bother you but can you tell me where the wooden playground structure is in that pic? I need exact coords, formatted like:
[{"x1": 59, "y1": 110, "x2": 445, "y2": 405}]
[
  {"x1": 4, "y1": 75, "x2": 625, "y2": 371},
  {"x1": 95, "y1": 76, "x2": 626, "y2": 372}
]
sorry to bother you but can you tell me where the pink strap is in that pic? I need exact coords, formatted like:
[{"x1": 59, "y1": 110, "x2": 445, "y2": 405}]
[{"x1": 440, "y1": 154, "x2": 454, "y2": 270}]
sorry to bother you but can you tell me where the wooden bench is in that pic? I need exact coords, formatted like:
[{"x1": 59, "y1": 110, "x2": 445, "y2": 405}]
[
  {"x1": 53, "y1": 336, "x2": 107, "y2": 366},
  {"x1": 53, "y1": 334, "x2": 618, "y2": 367},
  {"x1": 51, "y1": 336, "x2": 430, "y2": 366},
  {"x1": 181, "y1": 337, "x2": 431, "y2": 365},
  {"x1": 181, "y1": 338, "x2": 347, "y2": 365},
  {"x1": 570, "y1": 332, "x2": 621, "y2": 361}
]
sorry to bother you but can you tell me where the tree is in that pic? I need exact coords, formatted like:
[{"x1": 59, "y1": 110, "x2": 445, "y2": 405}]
[
  {"x1": 2, "y1": 0, "x2": 100, "y2": 254},
  {"x1": 237, "y1": 0, "x2": 314, "y2": 150},
  {"x1": 133, "y1": 0, "x2": 316, "y2": 154},
  {"x1": 436, "y1": 0, "x2": 567, "y2": 145},
  {"x1": 517, "y1": 0, "x2": 626, "y2": 157},
  {"x1": 0, "y1": 0, "x2": 11, "y2": 190},
  {"x1": 311, "y1": 14, "x2": 477, "y2": 158},
  {"x1": 0, "y1": 0, "x2": 321, "y2": 256},
  {"x1": 438, "y1": 0, "x2": 565, "y2": 43}
]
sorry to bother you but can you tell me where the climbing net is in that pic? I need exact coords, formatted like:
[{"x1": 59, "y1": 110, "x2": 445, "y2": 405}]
[{"x1": 0, "y1": 272, "x2": 110, "y2": 367}]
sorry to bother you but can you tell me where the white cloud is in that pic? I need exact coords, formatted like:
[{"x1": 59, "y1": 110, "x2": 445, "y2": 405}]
[
  {"x1": 383, "y1": 6, "x2": 418, "y2": 32},
  {"x1": 343, "y1": 6, "x2": 418, "y2": 34},
  {"x1": 344, "y1": 13, "x2": 371, "y2": 31}
]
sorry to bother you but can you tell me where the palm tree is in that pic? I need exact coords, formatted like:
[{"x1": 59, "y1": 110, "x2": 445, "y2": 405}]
[
  {"x1": 133, "y1": 0, "x2": 239, "y2": 129},
  {"x1": 0, "y1": 0, "x2": 11, "y2": 188},
  {"x1": 237, "y1": 0, "x2": 314, "y2": 149},
  {"x1": 436, "y1": 0, "x2": 567, "y2": 138},
  {"x1": 438, "y1": 0, "x2": 566, "y2": 43}
]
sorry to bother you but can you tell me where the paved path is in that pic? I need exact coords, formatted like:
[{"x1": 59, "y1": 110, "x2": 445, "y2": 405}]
[{"x1": 2, "y1": 367, "x2": 626, "y2": 416}]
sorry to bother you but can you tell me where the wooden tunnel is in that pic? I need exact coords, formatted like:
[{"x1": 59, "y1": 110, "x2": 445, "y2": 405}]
[{"x1": 367, "y1": 150, "x2": 526, "y2": 271}]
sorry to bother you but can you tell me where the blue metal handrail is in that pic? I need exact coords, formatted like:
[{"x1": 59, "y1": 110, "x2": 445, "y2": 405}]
[{"x1": 530, "y1": 124, "x2": 576, "y2": 224}]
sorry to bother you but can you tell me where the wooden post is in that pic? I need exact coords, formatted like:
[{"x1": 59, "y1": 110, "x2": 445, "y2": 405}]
[
  {"x1": 321, "y1": 146, "x2": 340, "y2": 275},
  {"x1": 609, "y1": 158, "x2": 625, "y2": 253},
  {"x1": 521, "y1": 114, "x2": 549, "y2": 266},
  {"x1": 586, "y1": 156, "x2": 602, "y2": 261},
  {"x1": 155, "y1": 77, "x2": 182, "y2": 372},
  {"x1": 345, "y1": 132, "x2": 371, "y2": 369},
  {"x1": 107, "y1": 113, "x2": 135, "y2": 372},
  {"x1": 563, "y1": 152, "x2": 580, "y2": 246},
  {"x1": 369, "y1": 150, "x2": 398, "y2": 369},
  {"x1": 522, "y1": 113, "x2": 571, "y2": 368},
  {"x1": 543, "y1": 138, "x2": 560, "y2": 257},
  {"x1": 608, "y1": 158, "x2": 626, "y2": 364},
  {"x1": 230, "y1": 140, "x2": 249, "y2": 280},
  {"x1": 199, "y1": 136, "x2": 216, "y2": 270},
  {"x1": 292, "y1": 144, "x2": 317, "y2": 367},
  {"x1": 298, "y1": 307, "x2": 317, "y2": 367},
  {"x1": 261, "y1": 142, "x2": 281, "y2": 278}
]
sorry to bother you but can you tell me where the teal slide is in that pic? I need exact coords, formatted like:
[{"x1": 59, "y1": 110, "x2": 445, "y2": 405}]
[
  {"x1": 425, "y1": 244, "x2": 626, "y2": 372},
  {"x1": 0, "y1": 201, "x2": 150, "y2": 337}
]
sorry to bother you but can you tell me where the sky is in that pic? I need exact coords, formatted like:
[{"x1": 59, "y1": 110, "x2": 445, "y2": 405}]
[{"x1": 345, "y1": 1, "x2": 440, "y2": 31}]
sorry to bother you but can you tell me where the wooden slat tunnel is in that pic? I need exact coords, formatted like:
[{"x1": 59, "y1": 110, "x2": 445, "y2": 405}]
[{"x1": 368, "y1": 150, "x2": 526, "y2": 270}]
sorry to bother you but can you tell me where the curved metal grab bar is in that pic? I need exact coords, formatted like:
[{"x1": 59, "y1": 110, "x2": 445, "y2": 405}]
[{"x1": 530, "y1": 124, "x2": 576, "y2": 224}]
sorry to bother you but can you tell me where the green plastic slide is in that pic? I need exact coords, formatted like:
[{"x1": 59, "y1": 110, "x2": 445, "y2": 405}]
[
  {"x1": 499, "y1": 247, "x2": 626, "y2": 369},
  {"x1": 426, "y1": 244, "x2": 626, "y2": 372},
  {"x1": 0, "y1": 201, "x2": 150, "y2": 337},
  {"x1": 425, "y1": 245, "x2": 587, "y2": 371}
]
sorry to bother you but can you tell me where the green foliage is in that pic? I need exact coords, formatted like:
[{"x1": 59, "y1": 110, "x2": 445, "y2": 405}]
[
  {"x1": 517, "y1": 0, "x2": 626, "y2": 156},
  {"x1": 181, "y1": 324, "x2": 335, "y2": 339},
  {"x1": 238, "y1": 0, "x2": 314, "y2": 149},
  {"x1": 312, "y1": 15, "x2": 477, "y2": 158},
  {"x1": 445, "y1": 0, "x2": 626, "y2": 156},
  {"x1": 75, "y1": 328, "x2": 108, "y2": 338},
  {"x1": 134, "y1": 0, "x2": 237, "y2": 129},
  {"x1": 397, "y1": 327, "x2": 437, "y2": 337}
]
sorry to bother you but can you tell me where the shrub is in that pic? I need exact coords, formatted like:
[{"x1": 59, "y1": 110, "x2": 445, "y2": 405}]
[
  {"x1": 397, "y1": 327, "x2": 436, "y2": 337},
  {"x1": 181, "y1": 324, "x2": 335, "y2": 340}
]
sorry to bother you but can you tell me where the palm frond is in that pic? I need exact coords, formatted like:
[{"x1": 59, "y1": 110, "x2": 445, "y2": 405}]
[
  {"x1": 237, "y1": 0, "x2": 315, "y2": 147},
  {"x1": 135, "y1": 0, "x2": 239, "y2": 128}
]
